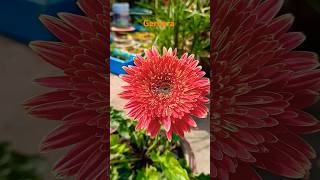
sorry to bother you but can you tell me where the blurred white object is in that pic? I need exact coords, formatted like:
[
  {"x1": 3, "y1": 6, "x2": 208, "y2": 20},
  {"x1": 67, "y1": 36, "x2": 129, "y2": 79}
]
[{"x1": 112, "y1": 3, "x2": 131, "y2": 28}]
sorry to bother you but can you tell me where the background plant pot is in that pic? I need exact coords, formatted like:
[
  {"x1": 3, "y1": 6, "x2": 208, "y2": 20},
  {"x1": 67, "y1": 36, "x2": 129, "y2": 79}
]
[
  {"x1": 181, "y1": 138, "x2": 197, "y2": 172},
  {"x1": 110, "y1": 56, "x2": 135, "y2": 75},
  {"x1": 0, "y1": 0, "x2": 81, "y2": 43},
  {"x1": 110, "y1": 107, "x2": 209, "y2": 179},
  {"x1": 110, "y1": 48, "x2": 136, "y2": 75}
]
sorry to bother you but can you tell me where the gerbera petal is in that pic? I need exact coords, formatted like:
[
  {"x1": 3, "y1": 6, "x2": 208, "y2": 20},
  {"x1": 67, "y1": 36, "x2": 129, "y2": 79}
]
[
  {"x1": 53, "y1": 136, "x2": 99, "y2": 171},
  {"x1": 256, "y1": 0, "x2": 284, "y2": 22},
  {"x1": 58, "y1": 13, "x2": 96, "y2": 33},
  {"x1": 191, "y1": 104, "x2": 208, "y2": 118},
  {"x1": 40, "y1": 125, "x2": 95, "y2": 152},
  {"x1": 29, "y1": 41, "x2": 72, "y2": 69},
  {"x1": 163, "y1": 116, "x2": 171, "y2": 132},
  {"x1": 212, "y1": 0, "x2": 320, "y2": 179},
  {"x1": 39, "y1": 15, "x2": 80, "y2": 44},
  {"x1": 166, "y1": 129, "x2": 173, "y2": 141},
  {"x1": 185, "y1": 116, "x2": 197, "y2": 128},
  {"x1": 26, "y1": 0, "x2": 108, "y2": 179},
  {"x1": 148, "y1": 120, "x2": 161, "y2": 138}
]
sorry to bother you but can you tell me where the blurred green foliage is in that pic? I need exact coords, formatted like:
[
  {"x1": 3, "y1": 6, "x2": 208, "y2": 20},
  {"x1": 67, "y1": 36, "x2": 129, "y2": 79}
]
[
  {"x1": 0, "y1": 142, "x2": 43, "y2": 180},
  {"x1": 110, "y1": 107, "x2": 209, "y2": 180},
  {"x1": 135, "y1": 0, "x2": 210, "y2": 60}
]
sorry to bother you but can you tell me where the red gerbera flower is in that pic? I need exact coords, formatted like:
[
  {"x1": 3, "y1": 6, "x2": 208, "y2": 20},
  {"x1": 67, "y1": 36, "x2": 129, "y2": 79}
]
[
  {"x1": 24, "y1": 0, "x2": 108, "y2": 179},
  {"x1": 119, "y1": 47, "x2": 210, "y2": 141},
  {"x1": 212, "y1": 0, "x2": 320, "y2": 179}
]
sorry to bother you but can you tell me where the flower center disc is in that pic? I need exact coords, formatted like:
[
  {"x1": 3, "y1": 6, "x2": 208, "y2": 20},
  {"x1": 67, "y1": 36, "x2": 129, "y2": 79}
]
[{"x1": 153, "y1": 82, "x2": 172, "y2": 95}]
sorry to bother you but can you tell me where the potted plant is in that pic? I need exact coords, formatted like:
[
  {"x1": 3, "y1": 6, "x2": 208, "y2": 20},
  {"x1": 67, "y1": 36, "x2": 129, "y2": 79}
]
[
  {"x1": 0, "y1": 142, "x2": 44, "y2": 179},
  {"x1": 110, "y1": 107, "x2": 209, "y2": 180}
]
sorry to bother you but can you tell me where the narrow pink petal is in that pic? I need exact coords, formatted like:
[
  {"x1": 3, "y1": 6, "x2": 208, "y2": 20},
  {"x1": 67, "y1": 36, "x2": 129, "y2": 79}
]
[{"x1": 163, "y1": 117, "x2": 171, "y2": 132}]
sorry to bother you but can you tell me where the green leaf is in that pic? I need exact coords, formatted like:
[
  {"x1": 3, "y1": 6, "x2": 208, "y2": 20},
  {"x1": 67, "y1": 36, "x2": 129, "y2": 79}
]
[
  {"x1": 136, "y1": 166, "x2": 161, "y2": 180},
  {"x1": 151, "y1": 151, "x2": 190, "y2": 180},
  {"x1": 192, "y1": 173, "x2": 210, "y2": 180},
  {"x1": 0, "y1": 142, "x2": 43, "y2": 179},
  {"x1": 110, "y1": 134, "x2": 120, "y2": 146},
  {"x1": 110, "y1": 107, "x2": 210, "y2": 179},
  {"x1": 171, "y1": 133, "x2": 181, "y2": 143},
  {"x1": 111, "y1": 161, "x2": 132, "y2": 180},
  {"x1": 110, "y1": 119, "x2": 120, "y2": 130}
]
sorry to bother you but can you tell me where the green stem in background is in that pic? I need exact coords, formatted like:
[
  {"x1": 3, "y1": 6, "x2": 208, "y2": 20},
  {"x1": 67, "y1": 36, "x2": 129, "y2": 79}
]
[
  {"x1": 173, "y1": 0, "x2": 180, "y2": 49},
  {"x1": 190, "y1": 2, "x2": 200, "y2": 54},
  {"x1": 110, "y1": 157, "x2": 141, "y2": 164},
  {"x1": 146, "y1": 135, "x2": 160, "y2": 155},
  {"x1": 174, "y1": 25, "x2": 179, "y2": 50},
  {"x1": 190, "y1": 32, "x2": 198, "y2": 54},
  {"x1": 139, "y1": 0, "x2": 209, "y2": 58},
  {"x1": 154, "y1": 0, "x2": 158, "y2": 14},
  {"x1": 153, "y1": 35, "x2": 159, "y2": 47}
]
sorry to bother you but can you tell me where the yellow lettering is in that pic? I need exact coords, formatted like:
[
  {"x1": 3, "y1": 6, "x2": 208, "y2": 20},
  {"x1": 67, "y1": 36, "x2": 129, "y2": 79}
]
[
  {"x1": 142, "y1": 20, "x2": 175, "y2": 27},
  {"x1": 144, "y1": 20, "x2": 150, "y2": 26}
]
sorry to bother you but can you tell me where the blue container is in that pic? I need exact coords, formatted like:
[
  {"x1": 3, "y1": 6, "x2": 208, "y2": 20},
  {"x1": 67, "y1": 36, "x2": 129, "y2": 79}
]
[
  {"x1": 134, "y1": 24, "x2": 148, "y2": 32},
  {"x1": 110, "y1": 48, "x2": 136, "y2": 75},
  {"x1": 0, "y1": 0, "x2": 81, "y2": 43}
]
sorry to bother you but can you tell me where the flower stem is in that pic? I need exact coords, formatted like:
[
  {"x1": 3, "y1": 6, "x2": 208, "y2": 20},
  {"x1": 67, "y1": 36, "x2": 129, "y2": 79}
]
[
  {"x1": 110, "y1": 157, "x2": 141, "y2": 164},
  {"x1": 146, "y1": 135, "x2": 160, "y2": 155}
]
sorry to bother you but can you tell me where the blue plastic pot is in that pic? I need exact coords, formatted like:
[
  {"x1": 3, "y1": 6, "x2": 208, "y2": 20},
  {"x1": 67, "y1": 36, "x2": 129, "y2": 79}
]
[
  {"x1": 0, "y1": 0, "x2": 81, "y2": 43},
  {"x1": 110, "y1": 48, "x2": 136, "y2": 75}
]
